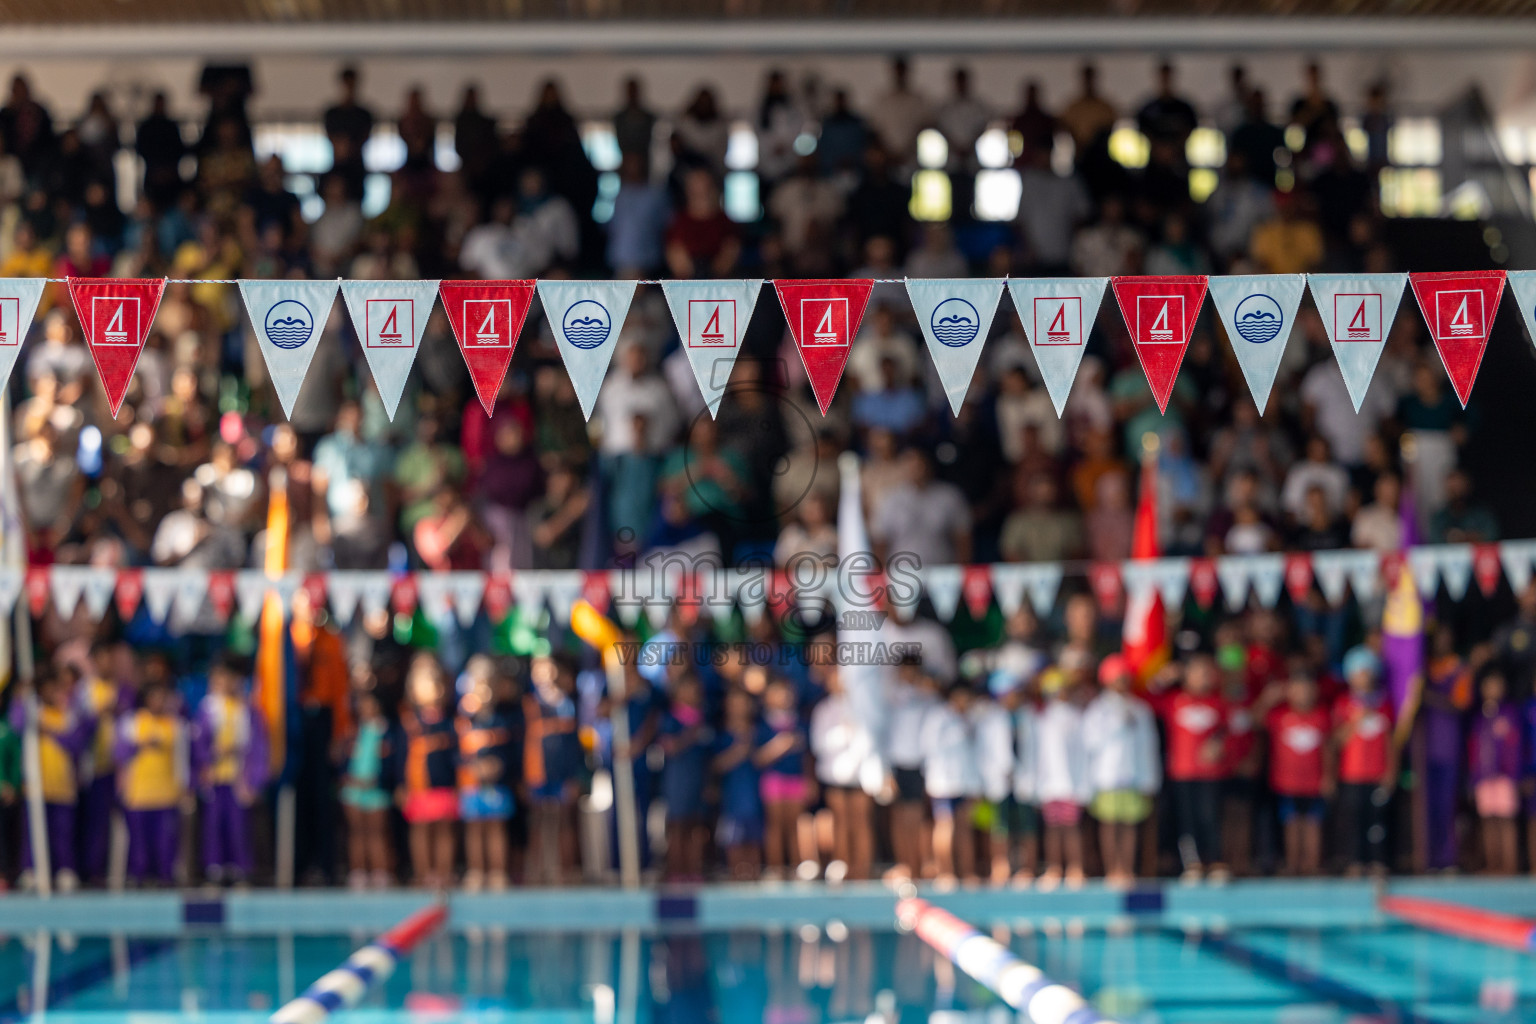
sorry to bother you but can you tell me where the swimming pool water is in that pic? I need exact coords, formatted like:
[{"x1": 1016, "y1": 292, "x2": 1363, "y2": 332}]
[{"x1": 2, "y1": 923, "x2": 1534, "y2": 1023}]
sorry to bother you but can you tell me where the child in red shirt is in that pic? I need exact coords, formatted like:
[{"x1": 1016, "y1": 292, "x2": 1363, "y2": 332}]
[
  {"x1": 1151, "y1": 654, "x2": 1229, "y2": 883},
  {"x1": 1260, "y1": 664, "x2": 1333, "y2": 876},
  {"x1": 1332, "y1": 646, "x2": 1396, "y2": 876}
]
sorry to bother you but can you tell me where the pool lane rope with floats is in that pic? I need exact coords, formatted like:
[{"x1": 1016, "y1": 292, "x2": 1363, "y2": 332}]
[
  {"x1": 1380, "y1": 894, "x2": 1536, "y2": 951},
  {"x1": 269, "y1": 902, "x2": 448, "y2": 1023},
  {"x1": 897, "y1": 897, "x2": 1117, "y2": 1024}
]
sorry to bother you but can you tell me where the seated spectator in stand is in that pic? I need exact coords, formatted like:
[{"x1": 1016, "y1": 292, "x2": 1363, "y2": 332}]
[
  {"x1": 851, "y1": 356, "x2": 926, "y2": 438},
  {"x1": 870, "y1": 449, "x2": 971, "y2": 567},
  {"x1": 1429, "y1": 469, "x2": 1498, "y2": 544},
  {"x1": 1000, "y1": 474, "x2": 1084, "y2": 564},
  {"x1": 665, "y1": 168, "x2": 739, "y2": 279}
]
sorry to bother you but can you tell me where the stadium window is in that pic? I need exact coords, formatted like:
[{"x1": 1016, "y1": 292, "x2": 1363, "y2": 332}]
[
  {"x1": 975, "y1": 128, "x2": 1011, "y2": 170},
  {"x1": 724, "y1": 171, "x2": 762, "y2": 223},
  {"x1": 973, "y1": 169, "x2": 1023, "y2": 221},
  {"x1": 916, "y1": 128, "x2": 948, "y2": 171},
  {"x1": 593, "y1": 171, "x2": 620, "y2": 224},
  {"x1": 435, "y1": 125, "x2": 462, "y2": 173},
  {"x1": 1107, "y1": 121, "x2": 1149, "y2": 169},
  {"x1": 909, "y1": 169, "x2": 952, "y2": 221},
  {"x1": 1185, "y1": 127, "x2": 1225, "y2": 169},
  {"x1": 287, "y1": 175, "x2": 323, "y2": 223},
  {"x1": 725, "y1": 122, "x2": 758, "y2": 171},
  {"x1": 1499, "y1": 126, "x2": 1526, "y2": 164},
  {"x1": 363, "y1": 129, "x2": 406, "y2": 174},
  {"x1": 362, "y1": 174, "x2": 392, "y2": 218},
  {"x1": 1188, "y1": 168, "x2": 1218, "y2": 203},
  {"x1": 1388, "y1": 119, "x2": 1441, "y2": 167},
  {"x1": 254, "y1": 124, "x2": 332, "y2": 174},
  {"x1": 581, "y1": 122, "x2": 622, "y2": 173},
  {"x1": 1379, "y1": 167, "x2": 1441, "y2": 216},
  {"x1": 1445, "y1": 181, "x2": 1492, "y2": 221}
]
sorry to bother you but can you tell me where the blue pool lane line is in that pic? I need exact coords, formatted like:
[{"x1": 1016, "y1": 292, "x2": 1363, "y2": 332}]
[
  {"x1": 268, "y1": 903, "x2": 448, "y2": 1024},
  {"x1": 1189, "y1": 928, "x2": 1457, "y2": 1024},
  {"x1": 0, "y1": 938, "x2": 175, "y2": 1022}
]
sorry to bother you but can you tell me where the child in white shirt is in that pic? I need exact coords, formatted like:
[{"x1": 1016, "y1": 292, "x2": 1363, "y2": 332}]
[
  {"x1": 810, "y1": 666, "x2": 876, "y2": 881},
  {"x1": 1005, "y1": 674, "x2": 1041, "y2": 885},
  {"x1": 971, "y1": 684, "x2": 1017, "y2": 884},
  {"x1": 1083, "y1": 654, "x2": 1162, "y2": 887},
  {"x1": 885, "y1": 661, "x2": 939, "y2": 881},
  {"x1": 918, "y1": 682, "x2": 982, "y2": 883},
  {"x1": 1034, "y1": 668, "x2": 1090, "y2": 889}
]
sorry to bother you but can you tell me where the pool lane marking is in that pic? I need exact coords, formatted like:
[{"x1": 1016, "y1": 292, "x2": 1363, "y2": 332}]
[
  {"x1": 268, "y1": 902, "x2": 448, "y2": 1024},
  {"x1": 898, "y1": 897, "x2": 1117, "y2": 1024},
  {"x1": 1183, "y1": 928, "x2": 1457, "y2": 1024}
]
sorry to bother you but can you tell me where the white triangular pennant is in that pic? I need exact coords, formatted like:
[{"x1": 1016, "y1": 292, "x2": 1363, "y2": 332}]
[
  {"x1": 659, "y1": 280, "x2": 761, "y2": 418},
  {"x1": 418, "y1": 572, "x2": 485, "y2": 628},
  {"x1": 1509, "y1": 271, "x2": 1536, "y2": 352},
  {"x1": 49, "y1": 566, "x2": 88, "y2": 620},
  {"x1": 1500, "y1": 540, "x2": 1536, "y2": 599},
  {"x1": 172, "y1": 569, "x2": 208, "y2": 623},
  {"x1": 1245, "y1": 554, "x2": 1285, "y2": 608},
  {"x1": 240, "y1": 279, "x2": 340, "y2": 419},
  {"x1": 610, "y1": 570, "x2": 642, "y2": 628},
  {"x1": 327, "y1": 572, "x2": 366, "y2": 627},
  {"x1": 1130, "y1": 557, "x2": 1191, "y2": 609},
  {"x1": 1436, "y1": 544, "x2": 1474, "y2": 601},
  {"x1": 141, "y1": 568, "x2": 179, "y2": 624},
  {"x1": 514, "y1": 572, "x2": 548, "y2": 623},
  {"x1": 1120, "y1": 561, "x2": 1158, "y2": 604},
  {"x1": 907, "y1": 278, "x2": 1004, "y2": 415},
  {"x1": 1216, "y1": 557, "x2": 1252, "y2": 612},
  {"x1": 77, "y1": 568, "x2": 118, "y2": 622},
  {"x1": 341, "y1": 279, "x2": 440, "y2": 420},
  {"x1": 1007, "y1": 277, "x2": 1108, "y2": 416},
  {"x1": 0, "y1": 279, "x2": 46, "y2": 394},
  {"x1": 1342, "y1": 550, "x2": 1382, "y2": 604},
  {"x1": 1308, "y1": 273, "x2": 1407, "y2": 412},
  {"x1": 1407, "y1": 547, "x2": 1441, "y2": 600},
  {"x1": 921, "y1": 565, "x2": 964, "y2": 622},
  {"x1": 1312, "y1": 550, "x2": 1351, "y2": 605},
  {"x1": 538, "y1": 280, "x2": 638, "y2": 420},
  {"x1": 545, "y1": 572, "x2": 584, "y2": 628},
  {"x1": 235, "y1": 571, "x2": 298, "y2": 622},
  {"x1": 1208, "y1": 274, "x2": 1305, "y2": 413},
  {"x1": 732, "y1": 565, "x2": 768, "y2": 626},
  {"x1": 358, "y1": 572, "x2": 395, "y2": 620},
  {"x1": 990, "y1": 564, "x2": 1062, "y2": 617}
]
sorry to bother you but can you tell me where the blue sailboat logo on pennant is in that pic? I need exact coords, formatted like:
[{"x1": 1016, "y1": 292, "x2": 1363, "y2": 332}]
[
  {"x1": 264, "y1": 300, "x2": 314, "y2": 350},
  {"x1": 929, "y1": 297, "x2": 979, "y2": 347},
  {"x1": 562, "y1": 300, "x2": 611, "y2": 350}
]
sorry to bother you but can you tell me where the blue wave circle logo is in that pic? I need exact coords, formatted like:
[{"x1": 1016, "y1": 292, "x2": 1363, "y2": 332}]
[
  {"x1": 562, "y1": 300, "x2": 612, "y2": 350},
  {"x1": 930, "y1": 297, "x2": 980, "y2": 348},
  {"x1": 1233, "y1": 293, "x2": 1284, "y2": 344},
  {"x1": 264, "y1": 299, "x2": 314, "y2": 350}
]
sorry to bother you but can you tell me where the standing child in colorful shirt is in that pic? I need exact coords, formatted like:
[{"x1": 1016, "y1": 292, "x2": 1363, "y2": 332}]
[
  {"x1": 1260, "y1": 664, "x2": 1333, "y2": 877},
  {"x1": 12, "y1": 666, "x2": 93, "y2": 892},
  {"x1": 76, "y1": 640, "x2": 124, "y2": 885},
  {"x1": 456, "y1": 655, "x2": 515, "y2": 892},
  {"x1": 1333, "y1": 646, "x2": 1396, "y2": 876},
  {"x1": 524, "y1": 652, "x2": 584, "y2": 885},
  {"x1": 1470, "y1": 669, "x2": 1521, "y2": 875},
  {"x1": 755, "y1": 677, "x2": 813, "y2": 881},
  {"x1": 1151, "y1": 655, "x2": 1229, "y2": 883},
  {"x1": 399, "y1": 654, "x2": 460, "y2": 889},
  {"x1": 1083, "y1": 654, "x2": 1161, "y2": 888},
  {"x1": 658, "y1": 674, "x2": 714, "y2": 881},
  {"x1": 341, "y1": 688, "x2": 400, "y2": 889},
  {"x1": 117, "y1": 682, "x2": 189, "y2": 887},
  {"x1": 192, "y1": 658, "x2": 269, "y2": 886}
]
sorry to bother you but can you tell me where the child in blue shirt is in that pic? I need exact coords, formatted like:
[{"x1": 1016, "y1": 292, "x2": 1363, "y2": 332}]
[
  {"x1": 754, "y1": 678, "x2": 812, "y2": 879},
  {"x1": 712, "y1": 688, "x2": 764, "y2": 880},
  {"x1": 658, "y1": 675, "x2": 713, "y2": 881}
]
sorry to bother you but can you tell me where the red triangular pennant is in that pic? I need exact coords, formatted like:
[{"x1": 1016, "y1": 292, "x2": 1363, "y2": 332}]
[
  {"x1": 1409, "y1": 269, "x2": 1505, "y2": 407},
  {"x1": 391, "y1": 574, "x2": 419, "y2": 616},
  {"x1": 1189, "y1": 557, "x2": 1219, "y2": 609},
  {"x1": 115, "y1": 568, "x2": 143, "y2": 621},
  {"x1": 26, "y1": 566, "x2": 48, "y2": 618},
  {"x1": 1111, "y1": 275, "x2": 1207, "y2": 413},
  {"x1": 439, "y1": 280, "x2": 535, "y2": 416},
  {"x1": 1088, "y1": 562, "x2": 1123, "y2": 614},
  {"x1": 774, "y1": 279, "x2": 873, "y2": 414},
  {"x1": 68, "y1": 278, "x2": 166, "y2": 417},
  {"x1": 1475, "y1": 543, "x2": 1503, "y2": 598},
  {"x1": 1284, "y1": 552, "x2": 1314, "y2": 604},
  {"x1": 581, "y1": 571, "x2": 610, "y2": 615},
  {"x1": 962, "y1": 565, "x2": 992, "y2": 620},
  {"x1": 207, "y1": 570, "x2": 236, "y2": 620},
  {"x1": 483, "y1": 571, "x2": 513, "y2": 623}
]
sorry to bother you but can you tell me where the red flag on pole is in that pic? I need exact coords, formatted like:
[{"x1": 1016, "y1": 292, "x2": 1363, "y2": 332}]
[
  {"x1": 439, "y1": 280, "x2": 536, "y2": 415},
  {"x1": 1122, "y1": 446, "x2": 1169, "y2": 686},
  {"x1": 68, "y1": 278, "x2": 166, "y2": 417},
  {"x1": 774, "y1": 279, "x2": 873, "y2": 414},
  {"x1": 1111, "y1": 275, "x2": 1208, "y2": 414}
]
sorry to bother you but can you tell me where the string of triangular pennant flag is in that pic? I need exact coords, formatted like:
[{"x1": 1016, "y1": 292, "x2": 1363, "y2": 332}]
[
  {"x1": 15, "y1": 538, "x2": 1533, "y2": 633},
  {"x1": 0, "y1": 270, "x2": 1529, "y2": 423}
]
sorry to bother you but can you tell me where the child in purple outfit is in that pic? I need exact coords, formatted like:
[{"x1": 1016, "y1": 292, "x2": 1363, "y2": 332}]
[
  {"x1": 1469, "y1": 669, "x2": 1521, "y2": 875},
  {"x1": 192, "y1": 659, "x2": 269, "y2": 886}
]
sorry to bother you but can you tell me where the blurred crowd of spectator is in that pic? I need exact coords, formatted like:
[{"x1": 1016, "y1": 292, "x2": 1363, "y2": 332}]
[{"x1": 0, "y1": 55, "x2": 1520, "y2": 889}]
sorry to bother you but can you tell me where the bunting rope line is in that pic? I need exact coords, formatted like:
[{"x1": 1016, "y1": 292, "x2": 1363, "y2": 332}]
[
  {"x1": 0, "y1": 270, "x2": 1526, "y2": 424},
  {"x1": 17, "y1": 538, "x2": 1533, "y2": 635}
]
